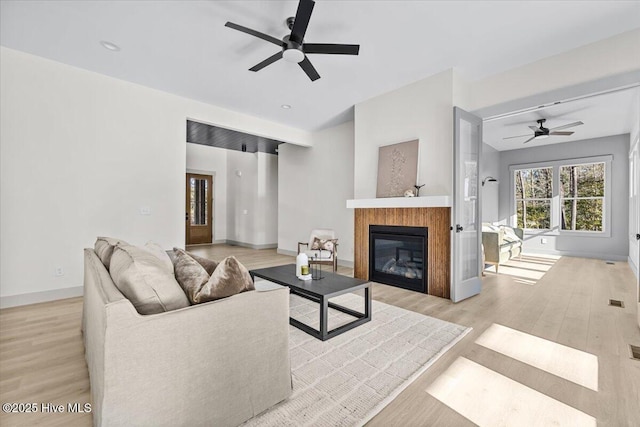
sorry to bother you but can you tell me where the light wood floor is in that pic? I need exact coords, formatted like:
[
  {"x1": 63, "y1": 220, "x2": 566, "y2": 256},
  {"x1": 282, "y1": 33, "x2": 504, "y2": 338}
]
[{"x1": 1, "y1": 246, "x2": 638, "y2": 426}]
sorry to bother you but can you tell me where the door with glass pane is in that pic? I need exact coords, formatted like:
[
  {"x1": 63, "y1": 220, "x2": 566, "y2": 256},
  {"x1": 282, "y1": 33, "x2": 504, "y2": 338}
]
[
  {"x1": 186, "y1": 173, "x2": 213, "y2": 245},
  {"x1": 452, "y1": 107, "x2": 482, "y2": 302}
]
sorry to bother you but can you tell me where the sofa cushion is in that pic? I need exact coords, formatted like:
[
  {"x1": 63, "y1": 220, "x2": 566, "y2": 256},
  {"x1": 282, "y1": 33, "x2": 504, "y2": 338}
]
[
  {"x1": 144, "y1": 241, "x2": 174, "y2": 273},
  {"x1": 173, "y1": 249, "x2": 254, "y2": 304},
  {"x1": 502, "y1": 227, "x2": 521, "y2": 243},
  {"x1": 109, "y1": 244, "x2": 190, "y2": 315},
  {"x1": 94, "y1": 237, "x2": 129, "y2": 270}
]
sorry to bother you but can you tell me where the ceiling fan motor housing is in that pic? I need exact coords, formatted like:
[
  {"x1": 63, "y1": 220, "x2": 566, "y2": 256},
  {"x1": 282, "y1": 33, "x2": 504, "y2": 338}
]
[{"x1": 282, "y1": 35, "x2": 305, "y2": 63}]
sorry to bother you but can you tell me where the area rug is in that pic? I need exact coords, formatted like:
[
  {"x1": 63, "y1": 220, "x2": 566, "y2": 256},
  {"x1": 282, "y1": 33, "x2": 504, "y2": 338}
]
[{"x1": 243, "y1": 293, "x2": 471, "y2": 427}]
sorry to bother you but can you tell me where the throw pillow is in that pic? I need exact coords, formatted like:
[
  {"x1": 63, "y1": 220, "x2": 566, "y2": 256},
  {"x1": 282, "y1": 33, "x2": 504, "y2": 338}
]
[
  {"x1": 311, "y1": 237, "x2": 338, "y2": 252},
  {"x1": 94, "y1": 237, "x2": 129, "y2": 270},
  {"x1": 109, "y1": 244, "x2": 190, "y2": 315},
  {"x1": 197, "y1": 256, "x2": 255, "y2": 303},
  {"x1": 173, "y1": 249, "x2": 254, "y2": 304},
  {"x1": 171, "y1": 248, "x2": 218, "y2": 276}
]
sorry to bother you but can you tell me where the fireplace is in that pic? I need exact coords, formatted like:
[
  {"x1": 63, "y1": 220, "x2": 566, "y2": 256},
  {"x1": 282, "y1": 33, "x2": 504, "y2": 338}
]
[{"x1": 369, "y1": 225, "x2": 427, "y2": 293}]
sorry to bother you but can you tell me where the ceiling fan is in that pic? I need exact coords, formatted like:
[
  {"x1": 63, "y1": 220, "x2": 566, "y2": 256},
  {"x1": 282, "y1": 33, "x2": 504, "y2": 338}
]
[
  {"x1": 224, "y1": 0, "x2": 359, "y2": 82},
  {"x1": 503, "y1": 119, "x2": 584, "y2": 144}
]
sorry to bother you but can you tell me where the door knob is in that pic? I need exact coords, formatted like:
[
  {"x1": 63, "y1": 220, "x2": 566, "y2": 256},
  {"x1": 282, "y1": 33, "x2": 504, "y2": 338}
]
[{"x1": 456, "y1": 225, "x2": 464, "y2": 233}]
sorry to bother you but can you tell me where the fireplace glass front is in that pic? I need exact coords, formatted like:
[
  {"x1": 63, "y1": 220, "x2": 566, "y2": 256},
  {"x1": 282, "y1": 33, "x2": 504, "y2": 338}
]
[{"x1": 369, "y1": 225, "x2": 427, "y2": 293}]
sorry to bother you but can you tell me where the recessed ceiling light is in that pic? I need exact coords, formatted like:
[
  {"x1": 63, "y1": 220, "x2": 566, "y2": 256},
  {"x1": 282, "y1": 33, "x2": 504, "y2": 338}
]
[
  {"x1": 100, "y1": 41, "x2": 121, "y2": 52},
  {"x1": 281, "y1": 104, "x2": 292, "y2": 109}
]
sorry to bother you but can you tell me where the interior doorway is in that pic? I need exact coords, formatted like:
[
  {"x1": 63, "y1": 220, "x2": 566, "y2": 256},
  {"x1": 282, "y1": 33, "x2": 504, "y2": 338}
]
[{"x1": 186, "y1": 173, "x2": 213, "y2": 245}]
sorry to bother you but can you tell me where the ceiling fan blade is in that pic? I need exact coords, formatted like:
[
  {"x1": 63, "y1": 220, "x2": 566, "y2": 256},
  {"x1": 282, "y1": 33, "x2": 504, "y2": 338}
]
[
  {"x1": 303, "y1": 43, "x2": 360, "y2": 55},
  {"x1": 503, "y1": 133, "x2": 532, "y2": 140},
  {"x1": 549, "y1": 131, "x2": 574, "y2": 136},
  {"x1": 522, "y1": 136, "x2": 537, "y2": 144},
  {"x1": 299, "y1": 56, "x2": 320, "y2": 81},
  {"x1": 249, "y1": 52, "x2": 283, "y2": 72},
  {"x1": 225, "y1": 22, "x2": 282, "y2": 46},
  {"x1": 550, "y1": 121, "x2": 584, "y2": 131},
  {"x1": 290, "y1": 0, "x2": 315, "y2": 44},
  {"x1": 528, "y1": 125, "x2": 539, "y2": 132}
]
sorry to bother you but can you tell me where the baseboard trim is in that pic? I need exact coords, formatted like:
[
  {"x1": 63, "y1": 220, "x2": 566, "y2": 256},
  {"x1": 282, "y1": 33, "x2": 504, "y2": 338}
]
[
  {"x1": 524, "y1": 249, "x2": 628, "y2": 262},
  {"x1": 226, "y1": 240, "x2": 277, "y2": 250},
  {"x1": 1, "y1": 286, "x2": 83, "y2": 309},
  {"x1": 277, "y1": 248, "x2": 354, "y2": 268}
]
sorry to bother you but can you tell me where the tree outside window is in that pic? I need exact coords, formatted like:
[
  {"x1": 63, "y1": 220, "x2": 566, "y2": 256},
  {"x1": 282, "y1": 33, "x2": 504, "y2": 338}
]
[
  {"x1": 560, "y1": 162, "x2": 605, "y2": 231},
  {"x1": 514, "y1": 167, "x2": 552, "y2": 229}
]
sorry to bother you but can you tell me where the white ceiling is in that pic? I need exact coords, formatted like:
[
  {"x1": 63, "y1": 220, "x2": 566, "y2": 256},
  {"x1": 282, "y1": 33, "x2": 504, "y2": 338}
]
[
  {"x1": 1, "y1": 1, "x2": 639, "y2": 131},
  {"x1": 483, "y1": 87, "x2": 639, "y2": 151}
]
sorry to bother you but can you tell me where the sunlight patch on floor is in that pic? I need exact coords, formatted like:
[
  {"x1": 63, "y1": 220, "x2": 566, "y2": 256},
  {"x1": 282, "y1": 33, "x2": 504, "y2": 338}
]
[
  {"x1": 476, "y1": 324, "x2": 598, "y2": 391},
  {"x1": 490, "y1": 253, "x2": 560, "y2": 285},
  {"x1": 426, "y1": 357, "x2": 596, "y2": 427}
]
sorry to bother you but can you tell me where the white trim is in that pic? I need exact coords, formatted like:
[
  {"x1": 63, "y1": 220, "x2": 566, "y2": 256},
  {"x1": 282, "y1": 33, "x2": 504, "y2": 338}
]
[
  {"x1": 0, "y1": 286, "x2": 83, "y2": 309},
  {"x1": 509, "y1": 155, "x2": 612, "y2": 237},
  {"x1": 346, "y1": 196, "x2": 451, "y2": 209},
  {"x1": 629, "y1": 256, "x2": 639, "y2": 279}
]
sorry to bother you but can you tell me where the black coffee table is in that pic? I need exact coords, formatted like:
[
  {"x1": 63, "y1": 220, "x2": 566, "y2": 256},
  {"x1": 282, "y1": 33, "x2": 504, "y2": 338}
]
[{"x1": 250, "y1": 264, "x2": 371, "y2": 341}]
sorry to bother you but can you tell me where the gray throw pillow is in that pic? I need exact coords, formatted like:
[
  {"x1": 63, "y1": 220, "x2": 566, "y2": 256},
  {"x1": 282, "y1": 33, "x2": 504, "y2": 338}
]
[
  {"x1": 173, "y1": 249, "x2": 254, "y2": 304},
  {"x1": 109, "y1": 244, "x2": 190, "y2": 315},
  {"x1": 187, "y1": 252, "x2": 219, "y2": 276},
  {"x1": 94, "y1": 237, "x2": 129, "y2": 270}
]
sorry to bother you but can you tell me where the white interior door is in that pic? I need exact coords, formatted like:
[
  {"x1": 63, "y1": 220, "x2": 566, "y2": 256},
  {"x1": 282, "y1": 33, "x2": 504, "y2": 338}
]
[
  {"x1": 452, "y1": 107, "x2": 482, "y2": 303},
  {"x1": 629, "y1": 138, "x2": 640, "y2": 327}
]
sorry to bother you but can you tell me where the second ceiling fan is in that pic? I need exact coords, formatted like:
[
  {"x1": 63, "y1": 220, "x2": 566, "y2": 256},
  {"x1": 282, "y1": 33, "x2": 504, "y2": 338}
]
[
  {"x1": 503, "y1": 119, "x2": 584, "y2": 144},
  {"x1": 225, "y1": 0, "x2": 359, "y2": 81}
]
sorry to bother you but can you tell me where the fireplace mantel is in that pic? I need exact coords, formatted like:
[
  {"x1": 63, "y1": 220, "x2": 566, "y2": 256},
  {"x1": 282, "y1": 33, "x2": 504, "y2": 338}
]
[{"x1": 346, "y1": 196, "x2": 451, "y2": 209}]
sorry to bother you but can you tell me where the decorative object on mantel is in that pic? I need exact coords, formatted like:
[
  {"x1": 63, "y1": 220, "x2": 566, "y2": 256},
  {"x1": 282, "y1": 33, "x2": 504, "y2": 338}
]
[
  {"x1": 404, "y1": 189, "x2": 415, "y2": 197},
  {"x1": 482, "y1": 176, "x2": 498, "y2": 186},
  {"x1": 414, "y1": 184, "x2": 425, "y2": 196},
  {"x1": 376, "y1": 139, "x2": 419, "y2": 198}
]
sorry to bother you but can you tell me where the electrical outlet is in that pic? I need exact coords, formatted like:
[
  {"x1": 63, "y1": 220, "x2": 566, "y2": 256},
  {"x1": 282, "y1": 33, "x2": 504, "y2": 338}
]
[
  {"x1": 140, "y1": 207, "x2": 151, "y2": 215},
  {"x1": 541, "y1": 238, "x2": 547, "y2": 244},
  {"x1": 54, "y1": 267, "x2": 64, "y2": 277}
]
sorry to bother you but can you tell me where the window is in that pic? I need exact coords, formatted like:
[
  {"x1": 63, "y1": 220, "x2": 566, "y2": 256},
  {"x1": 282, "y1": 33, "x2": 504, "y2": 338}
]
[
  {"x1": 514, "y1": 167, "x2": 552, "y2": 229},
  {"x1": 510, "y1": 156, "x2": 611, "y2": 237},
  {"x1": 560, "y1": 162, "x2": 605, "y2": 231}
]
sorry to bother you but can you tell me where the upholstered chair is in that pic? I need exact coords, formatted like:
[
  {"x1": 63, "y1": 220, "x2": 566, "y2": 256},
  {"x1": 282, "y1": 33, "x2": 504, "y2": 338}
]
[{"x1": 297, "y1": 229, "x2": 338, "y2": 272}]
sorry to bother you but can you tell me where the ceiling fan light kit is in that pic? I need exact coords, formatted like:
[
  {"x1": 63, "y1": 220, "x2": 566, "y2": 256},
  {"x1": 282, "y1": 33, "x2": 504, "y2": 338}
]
[
  {"x1": 503, "y1": 118, "x2": 584, "y2": 144},
  {"x1": 224, "y1": 0, "x2": 360, "y2": 81}
]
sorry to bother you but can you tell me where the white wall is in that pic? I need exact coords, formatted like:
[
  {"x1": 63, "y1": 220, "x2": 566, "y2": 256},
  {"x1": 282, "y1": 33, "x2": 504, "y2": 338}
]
[
  {"x1": 0, "y1": 47, "x2": 310, "y2": 303},
  {"x1": 186, "y1": 143, "x2": 227, "y2": 242},
  {"x1": 498, "y1": 135, "x2": 630, "y2": 260},
  {"x1": 629, "y1": 90, "x2": 640, "y2": 277},
  {"x1": 278, "y1": 121, "x2": 355, "y2": 264},
  {"x1": 354, "y1": 69, "x2": 458, "y2": 198},
  {"x1": 226, "y1": 150, "x2": 278, "y2": 248},
  {"x1": 470, "y1": 29, "x2": 640, "y2": 111},
  {"x1": 481, "y1": 142, "x2": 500, "y2": 223},
  {"x1": 256, "y1": 152, "x2": 278, "y2": 246}
]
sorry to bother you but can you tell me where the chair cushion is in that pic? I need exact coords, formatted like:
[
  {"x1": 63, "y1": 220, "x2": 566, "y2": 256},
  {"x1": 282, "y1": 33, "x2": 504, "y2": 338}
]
[
  {"x1": 94, "y1": 237, "x2": 129, "y2": 270},
  {"x1": 109, "y1": 244, "x2": 190, "y2": 315},
  {"x1": 173, "y1": 249, "x2": 254, "y2": 304},
  {"x1": 304, "y1": 250, "x2": 334, "y2": 260},
  {"x1": 502, "y1": 227, "x2": 521, "y2": 243}
]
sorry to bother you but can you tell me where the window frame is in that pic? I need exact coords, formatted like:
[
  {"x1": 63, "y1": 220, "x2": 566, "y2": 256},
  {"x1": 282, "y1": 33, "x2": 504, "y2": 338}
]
[{"x1": 509, "y1": 155, "x2": 612, "y2": 238}]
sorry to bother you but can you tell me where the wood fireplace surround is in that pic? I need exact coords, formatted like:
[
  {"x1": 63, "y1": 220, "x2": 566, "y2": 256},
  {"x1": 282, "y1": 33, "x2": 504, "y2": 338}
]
[{"x1": 353, "y1": 207, "x2": 451, "y2": 299}]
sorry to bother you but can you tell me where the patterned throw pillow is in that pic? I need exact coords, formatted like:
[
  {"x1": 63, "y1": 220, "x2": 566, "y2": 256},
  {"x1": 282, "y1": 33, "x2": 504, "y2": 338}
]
[
  {"x1": 173, "y1": 249, "x2": 254, "y2": 304},
  {"x1": 310, "y1": 237, "x2": 338, "y2": 252}
]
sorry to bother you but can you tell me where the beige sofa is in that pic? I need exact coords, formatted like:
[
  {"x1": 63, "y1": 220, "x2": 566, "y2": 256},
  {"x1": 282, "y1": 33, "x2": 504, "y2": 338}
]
[
  {"x1": 82, "y1": 248, "x2": 292, "y2": 427},
  {"x1": 482, "y1": 223, "x2": 524, "y2": 273}
]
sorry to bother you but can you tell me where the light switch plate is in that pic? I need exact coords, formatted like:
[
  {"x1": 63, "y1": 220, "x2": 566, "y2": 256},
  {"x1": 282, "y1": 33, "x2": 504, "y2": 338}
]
[{"x1": 140, "y1": 207, "x2": 151, "y2": 215}]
